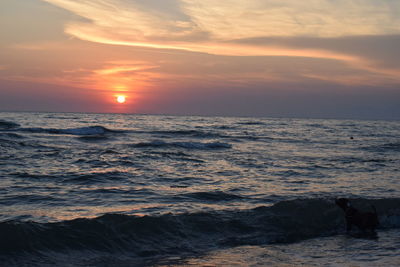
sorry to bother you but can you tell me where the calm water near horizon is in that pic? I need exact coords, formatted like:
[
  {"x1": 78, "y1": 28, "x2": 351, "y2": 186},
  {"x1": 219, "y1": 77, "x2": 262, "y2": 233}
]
[{"x1": 1, "y1": 112, "x2": 399, "y2": 266}]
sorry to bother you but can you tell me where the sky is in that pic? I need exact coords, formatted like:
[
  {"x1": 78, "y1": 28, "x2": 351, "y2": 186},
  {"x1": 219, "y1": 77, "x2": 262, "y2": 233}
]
[{"x1": 1, "y1": 0, "x2": 399, "y2": 120}]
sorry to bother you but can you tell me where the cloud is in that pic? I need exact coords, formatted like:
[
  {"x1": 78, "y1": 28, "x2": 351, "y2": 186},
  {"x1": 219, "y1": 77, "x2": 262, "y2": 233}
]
[
  {"x1": 44, "y1": 0, "x2": 400, "y2": 45},
  {"x1": 181, "y1": 0, "x2": 400, "y2": 39},
  {"x1": 43, "y1": 0, "x2": 205, "y2": 45},
  {"x1": 40, "y1": 0, "x2": 400, "y2": 84},
  {"x1": 3, "y1": 0, "x2": 399, "y2": 118},
  {"x1": 94, "y1": 61, "x2": 158, "y2": 75},
  {"x1": 236, "y1": 35, "x2": 400, "y2": 67}
]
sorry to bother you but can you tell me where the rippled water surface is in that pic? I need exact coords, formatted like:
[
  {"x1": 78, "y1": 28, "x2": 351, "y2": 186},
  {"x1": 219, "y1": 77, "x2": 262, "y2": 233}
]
[{"x1": 1, "y1": 112, "x2": 399, "y2": 266}]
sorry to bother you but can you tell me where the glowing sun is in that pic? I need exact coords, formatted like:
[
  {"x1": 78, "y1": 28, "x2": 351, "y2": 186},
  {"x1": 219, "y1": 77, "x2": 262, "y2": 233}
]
[{"x1": 116, "y1": 95, "x2": 126, "y2": 103}]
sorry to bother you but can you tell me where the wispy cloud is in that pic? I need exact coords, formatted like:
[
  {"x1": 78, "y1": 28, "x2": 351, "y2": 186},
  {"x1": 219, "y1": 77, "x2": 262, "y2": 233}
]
[
  {"x1": 4, "y1": 0, "x2": 400, "y2": 92},
  {"x1": 182, "y1": 0, "x2": 400, "y2": 39},
  {"x1": 40, "y1": 0, "x2": 400, "y2": 84},
  {"x1": 44, "y1": 0, "x2": 400, "y2": 47},
  {"x1": 94, "y1": 61, "x2": 158, "y2": 75}
]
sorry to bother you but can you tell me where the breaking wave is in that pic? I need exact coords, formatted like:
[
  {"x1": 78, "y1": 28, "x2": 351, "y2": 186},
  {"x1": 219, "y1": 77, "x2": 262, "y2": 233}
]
[
  {"x1": 18, "y1": 126, "x2": 121, "y2": 136},
  {"x1": 0, "y1": 119, "x2": 123, "y2": 137},
  {"x1": 1, "y1": 198, "x2": 399, "y2": 257}
]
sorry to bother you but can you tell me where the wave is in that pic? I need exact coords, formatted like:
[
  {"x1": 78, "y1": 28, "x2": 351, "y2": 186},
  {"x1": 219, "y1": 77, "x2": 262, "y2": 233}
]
[
  {"x1": 0, "y1": 138, "x2": 45, "y2": 149},
  {"x1": 0, "y1": 194, "x2": 64, "y2": 205},
  {"x1": 178, "y1": 191, "x2": 244, "y2": 202},
  {"x1": 0, "y1": 133, "x2": 29, "y2": 149},
  {"x1": 215, "y1": 125, "x2": 237, "y2": 130},
  {"x1": 12, "y1": 171, "x2": 129, "y2": 184},
  {"x1": 0, "y1": 132, "x2": 24, "y2": 139},
  {"x1": 133, "y1": 140, "x2": 232, "y2": 150},
  {"x1": 149, "y1": 129, "x2": 265, "y2": 142},
  {"x1": 18, "y1": 126, "x2": 121, "y2": 136},
  {"x1": 141, "y1": 151, "x2": 205, "y2": 163},
  {"x1": 237, "y1": 121, "x2": 265, "y2": 126},
  {"x1": 1, "y1": 198, "x2": 399, "y2": 257},
  {"x1": 363, "y1": 142, "x2": 400, "y2": 153},
  {"x1": 0, "y1": 120, "x2": 20, "y2": 129},
  {"x1": 62, "y1": 171, "x2": 130, "y2": 184},
  {"x1": 0, "y1": 120, "x2": 122, "y2": 136},
  {"x1": 151, "y1": 130, "x2": 223, "y2": 138},
  {"x1": 379, "y1": 142, "x2": 400, "y2": 152},
  {"x1": 76, "y1": 135, "x2": 111, "y2": 142},
  {"x1": 0, "y1": 138, "x2": 19, "y2": 147}
]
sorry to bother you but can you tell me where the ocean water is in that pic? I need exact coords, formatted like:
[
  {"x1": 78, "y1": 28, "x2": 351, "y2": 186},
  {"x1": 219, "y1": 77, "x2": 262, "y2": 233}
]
[{"x1": 0, "y1": 112, "x2": 399, "y2": 266}]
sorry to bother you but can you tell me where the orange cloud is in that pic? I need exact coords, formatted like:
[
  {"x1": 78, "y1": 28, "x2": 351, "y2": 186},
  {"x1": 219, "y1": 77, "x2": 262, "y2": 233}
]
[
  {"x1": 40, "y1": 0, "x2": 400, "y2": 86},
  {"x1": 44, "y1": 0, "x2": 400, "y2": 44}
]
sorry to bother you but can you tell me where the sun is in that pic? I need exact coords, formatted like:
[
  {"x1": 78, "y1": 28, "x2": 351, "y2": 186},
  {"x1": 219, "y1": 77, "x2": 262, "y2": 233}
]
[{"x1": 116, "y1": 95, "x2": 126, "y2": 104}]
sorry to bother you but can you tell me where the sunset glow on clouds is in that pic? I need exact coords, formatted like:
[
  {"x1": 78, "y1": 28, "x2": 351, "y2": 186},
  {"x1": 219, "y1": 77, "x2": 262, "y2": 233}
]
[
  {"x1": 45, "y1": 0, "x2": 400, "y2": 43},
  {"x1": 1, "y1": 0, "x2": 400, "y2": 118}
]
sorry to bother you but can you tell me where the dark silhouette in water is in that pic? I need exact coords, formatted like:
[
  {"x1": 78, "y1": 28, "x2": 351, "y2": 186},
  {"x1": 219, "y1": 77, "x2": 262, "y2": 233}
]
[{"x1": 335, "y1": 198, "x2": 379, "y2": 232}]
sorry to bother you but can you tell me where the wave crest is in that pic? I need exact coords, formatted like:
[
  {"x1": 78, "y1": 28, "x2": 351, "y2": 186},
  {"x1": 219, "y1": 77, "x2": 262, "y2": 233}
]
[
  {"x1": 18, "y1": 126, "x2": 120, "y2": 136},
  {"x1": 1, "y1": 198, "x2": 399, "y2": 256}
]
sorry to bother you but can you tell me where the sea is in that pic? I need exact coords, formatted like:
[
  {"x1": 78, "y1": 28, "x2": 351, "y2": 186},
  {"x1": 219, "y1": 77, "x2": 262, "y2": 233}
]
[{"x1": 0, "y1": 112, "x2": 399, "y2": 266}]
